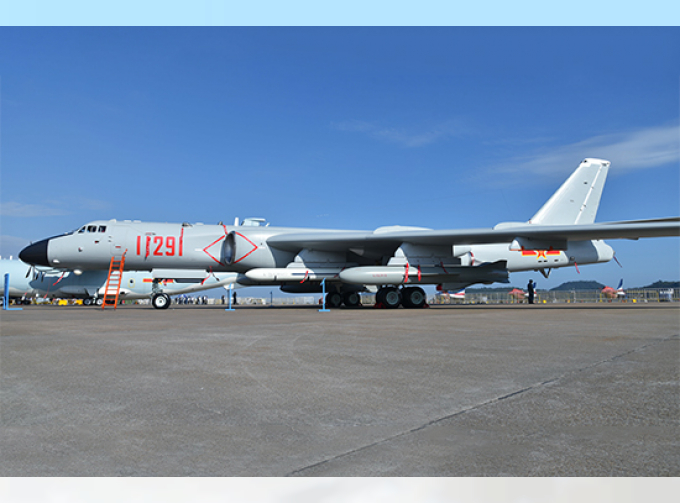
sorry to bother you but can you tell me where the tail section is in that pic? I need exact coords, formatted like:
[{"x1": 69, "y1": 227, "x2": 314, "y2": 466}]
[{"x1": 530, "y1": 158, "x2": 610, "y2": 225}]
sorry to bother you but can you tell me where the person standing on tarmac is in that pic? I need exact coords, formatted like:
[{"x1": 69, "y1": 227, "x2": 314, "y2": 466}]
[{"x1": 527, "y1": 279, "x2": 535, "y2": 304}]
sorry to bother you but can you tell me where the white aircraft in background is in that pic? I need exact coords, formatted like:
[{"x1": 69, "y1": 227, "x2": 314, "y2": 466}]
[
  {"x1": 19, "y1": 159, "x2": 680, "y2": 309},
  {"x1": 436, "y1": 285, "x2": 466, "y2": 301},
  {"x1": 1, "y1": 258, "x2": 240, "y2": 308},
  {"x1": 508, "y1": 287, "x2": 528, "y2": 301},
  {"x1": 601, "y1": 279, "x2": 626, "y2": 299}
]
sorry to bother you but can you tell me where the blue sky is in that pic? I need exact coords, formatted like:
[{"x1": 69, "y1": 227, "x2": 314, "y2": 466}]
[
  {"x1": 2, "y1": 1, "x2": 679, "y2": 26},
  {"x1": 1, "y1": 27, "x2": 679, "y2": 289}
]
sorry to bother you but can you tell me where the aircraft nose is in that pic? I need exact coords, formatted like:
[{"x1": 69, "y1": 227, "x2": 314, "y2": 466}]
[{"x1": 19, "y1": 238, "x2": 50, "y2": 267}]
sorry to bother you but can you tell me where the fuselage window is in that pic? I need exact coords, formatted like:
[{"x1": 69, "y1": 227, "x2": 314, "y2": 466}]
[{"x1": 98, "y1": 226, "x2": 106, "y2": 233}]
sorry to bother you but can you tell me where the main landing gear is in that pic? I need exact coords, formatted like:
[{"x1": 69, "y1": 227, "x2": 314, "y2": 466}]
[
  {"x1": 323, "y1": 286, "x2": 428, "y2": 309},
  {"x1": 324, "y1": 290, "x2": 362, "y2": 309},
  {"x1": 375, "y1": 286, "x2": 427, "y2": 309},
  {"x1": 326, "y1": 286, "x2": 427, "y2": 309}
]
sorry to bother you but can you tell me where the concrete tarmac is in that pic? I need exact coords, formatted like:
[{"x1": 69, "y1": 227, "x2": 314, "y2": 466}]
[{"x1": 1, "y1": 303, "x2": 678, "y2": 476}]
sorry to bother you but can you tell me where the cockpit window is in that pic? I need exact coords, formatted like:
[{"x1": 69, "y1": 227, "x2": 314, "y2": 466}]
[
  {"x1": 87, "y1": 225, "x2": 97, "y2": 233},
  {"x1": 78, "y1": 226, "x2": 86, "y2": 233},
  {"x1": 242, "y1": 218, "x2": 268, "y2": 227},
  {"x1": 98, "y1": 226, "x2": 106, "y2": 233}
]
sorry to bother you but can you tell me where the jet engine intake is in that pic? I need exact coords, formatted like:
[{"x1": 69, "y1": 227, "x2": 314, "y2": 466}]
[
  {"x1": 221, "y1": 231, "x2": 293, "y2": 270},
  {"x1": 222, "y1": 231, "x2": 260, "y2": 267},
  {"x1": 222, "y1": 232, "x2": 236, "y2": 265}
]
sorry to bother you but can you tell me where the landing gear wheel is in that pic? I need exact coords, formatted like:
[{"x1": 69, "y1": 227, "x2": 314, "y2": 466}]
[
  {"x1": 83, "y1": 298, "x2": 93, "y2": 306},
  {"x1": 381, "y1": 287, "x2": 402, "y2": 309},
  {"x1": 152, "y1": 293, "x2": 171, "y2": 309},
  {"x1": 375, "y1": 288, "x2": 386, "y2": 306},
  {"x1": 343, "y1": 291, "x2": 361, "y2": 308},
  {"x1": 95, "y1": 298, "x2": 103, "y2": 306},
  {"x1": 326, "y1": 291, "x2": 343, "y2": 308},
  {"x1": 402, "y1": 287, "x2": 427, "y2": 308}
]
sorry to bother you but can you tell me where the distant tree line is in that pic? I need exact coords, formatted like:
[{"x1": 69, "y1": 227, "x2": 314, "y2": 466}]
[{"x1": 465, "y1": 279, "x2": 679, "y2": 293}]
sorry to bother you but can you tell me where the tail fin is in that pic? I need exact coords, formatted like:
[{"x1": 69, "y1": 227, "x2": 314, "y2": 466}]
[{"x1": 529, "y1": 158, "x2": 610, "y2": 225}]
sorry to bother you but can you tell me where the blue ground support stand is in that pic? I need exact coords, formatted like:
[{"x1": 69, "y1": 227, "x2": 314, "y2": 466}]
[
  {"x1": 319, "y1": 278, "x2": 330, "y2": 313},
  {"x1": 224, "y1": 283, "x2": 235, "y2": 311},
  {"x1": 3, "y1": 274, "x2": 23, "y2": 311}
]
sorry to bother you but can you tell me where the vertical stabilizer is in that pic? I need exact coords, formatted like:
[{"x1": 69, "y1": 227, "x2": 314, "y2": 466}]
[{"x1": 529, "y1": 158, "x2": 610, "y2": 225}]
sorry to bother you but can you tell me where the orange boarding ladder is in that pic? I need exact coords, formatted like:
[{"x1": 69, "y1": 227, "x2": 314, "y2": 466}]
[{"x1": 101, "y1": 250, "x2": 127, "y2": 309}]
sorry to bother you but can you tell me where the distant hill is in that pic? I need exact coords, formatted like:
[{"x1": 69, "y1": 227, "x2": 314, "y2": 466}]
[
  {"x1": 550, "y1": 281, "x2": 605, "y2": 291},
  {"x1": 457, "y1": 279, "x2": 679, "y2": 294},
  {"x1": 641, "y1": 280, "x2": 680, "y2": 289},
  {"x1": 468, "y1": 281, "x2": 604, "y2": 293}
]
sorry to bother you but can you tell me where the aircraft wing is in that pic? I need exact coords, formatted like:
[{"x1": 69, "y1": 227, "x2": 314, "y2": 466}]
[{"x1": 267, "y1": 217, "x2": 680, "y2": 252}]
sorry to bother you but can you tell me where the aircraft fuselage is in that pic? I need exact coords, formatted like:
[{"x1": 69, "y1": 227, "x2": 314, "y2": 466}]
[{"x1": 20, "y1": 219, "x2": 614, "y2": 285}]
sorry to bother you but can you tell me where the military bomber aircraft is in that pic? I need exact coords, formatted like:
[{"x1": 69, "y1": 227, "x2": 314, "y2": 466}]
[{"x1": 20, "y1": 159, "x2": 680, "y2": 309}]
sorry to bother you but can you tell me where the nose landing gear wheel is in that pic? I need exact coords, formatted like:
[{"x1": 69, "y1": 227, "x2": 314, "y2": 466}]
[{"x1": 152, "y1": 293, "x2": 171, "y2": 309}]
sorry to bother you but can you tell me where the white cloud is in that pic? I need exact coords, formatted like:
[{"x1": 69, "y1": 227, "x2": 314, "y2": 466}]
[
  {"x1": 0, "y1": 202, "x2": 71, "y2": 217},
  {"x1": 492, "y1": 123, "x2": 679, "y2": 179},
  {"x1": 0, "y1": 198, "x2": 111, "y2": 217},
  {"x1": 333, "y1": 119, "x2": 466, "y2": 147}
]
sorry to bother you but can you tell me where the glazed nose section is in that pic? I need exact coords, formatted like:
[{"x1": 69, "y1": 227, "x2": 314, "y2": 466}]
[{"x1": 19, "y1": 238, "x2": 50, "y2": 267}]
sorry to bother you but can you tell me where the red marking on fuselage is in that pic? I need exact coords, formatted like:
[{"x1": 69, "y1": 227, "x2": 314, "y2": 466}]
[
  {"x1": 202, "y1": 225, "x2": 229, "y2": 265},
  {"x1": 200, "y1": 267, "x2": 214, "y2": 285},
  {"x1": 232, "y1": 231, "x2": 258, "y2": 264},
  {"x1": 520, "y1": 247, "x2": 561, "y2": 258}
]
